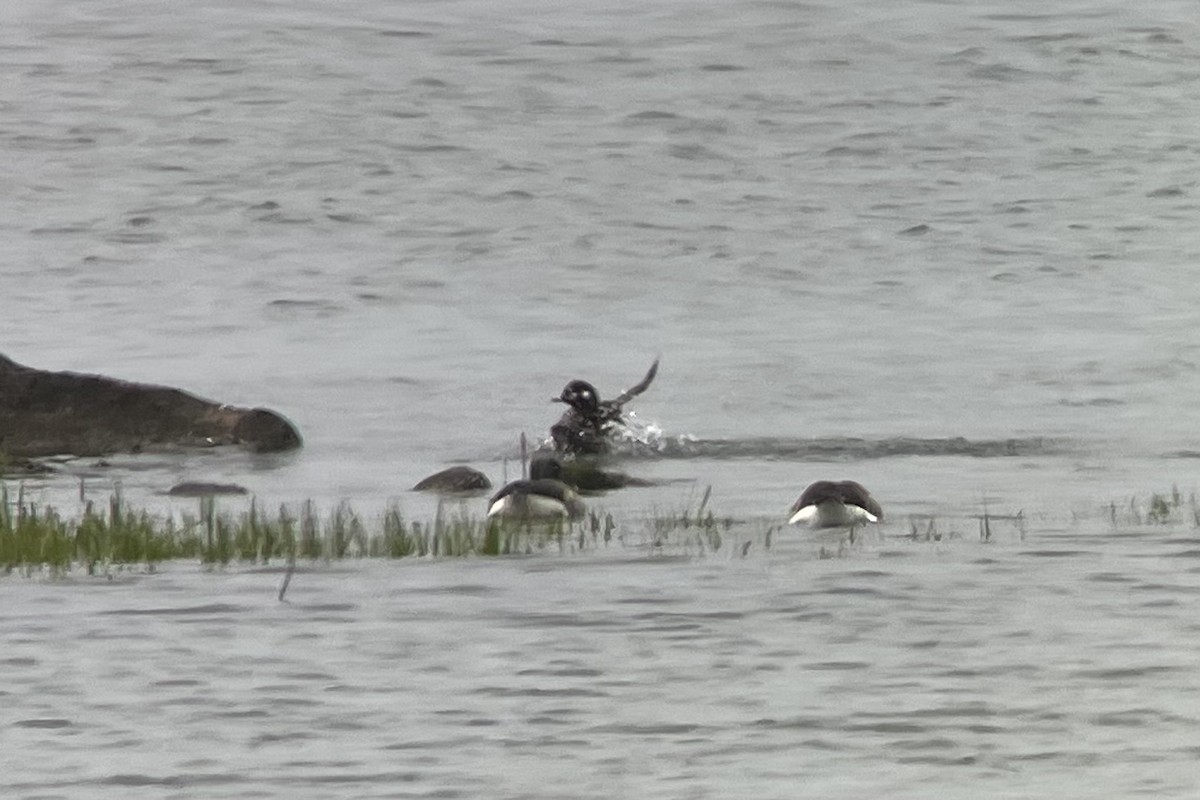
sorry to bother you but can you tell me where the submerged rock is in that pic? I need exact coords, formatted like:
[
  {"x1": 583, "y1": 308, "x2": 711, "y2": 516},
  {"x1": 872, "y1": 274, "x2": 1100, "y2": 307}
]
[
  {"x1": 167, "y1": 481, "x2": 250, "y2": 497},
  {"x1": 0, "y1": 353, "x2": 302, "y2": 458},
  {"x1": 0, "y1": 455, "x2": 57, "y2": 478},
  {"x1": 413, "y1": 465, "x2": 492, "y2": 494}
]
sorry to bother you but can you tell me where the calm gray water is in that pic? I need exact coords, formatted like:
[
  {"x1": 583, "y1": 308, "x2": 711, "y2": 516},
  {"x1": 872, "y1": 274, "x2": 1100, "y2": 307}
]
[
  {"x1": 6, "y1": 535, "x2": 1200, "y2": 799},
  {"x1": 4, "y1": 0, "x2": 1200, "y2": 795}
]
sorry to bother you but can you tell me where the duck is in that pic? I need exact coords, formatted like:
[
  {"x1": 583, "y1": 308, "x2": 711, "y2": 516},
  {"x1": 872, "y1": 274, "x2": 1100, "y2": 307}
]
[
  {"x1": 529, "y1": 451, "x2": 651, "y2": 492},
  {"x1": 550, "y1": 357, "x2": 659, "y2": 455},
  {"x1": 788, "y1": 480, "x2": 882, "y2": 528},
  {"x1": 486, "y1": 477, "x2": 586, "y2": 521}
]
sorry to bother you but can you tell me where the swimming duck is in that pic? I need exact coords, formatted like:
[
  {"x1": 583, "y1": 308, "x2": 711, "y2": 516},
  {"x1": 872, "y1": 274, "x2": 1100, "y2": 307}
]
[
  {"x1": 550, "y1": 357, "x2": 659, "y2": 455},
  {"x1": 486, "y1": 477, "x2": 586, "y2": 521},
  {"x1": 529, "y1": 452, "x2": 650, "y2": 492},
  {"x1": 788, "y1": 480, "x2": 882, "y2": 528}
]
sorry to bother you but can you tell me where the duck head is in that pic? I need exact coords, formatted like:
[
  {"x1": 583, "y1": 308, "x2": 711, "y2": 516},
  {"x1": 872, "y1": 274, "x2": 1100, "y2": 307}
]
[{"x1": 552, "y1": 379, "x2": 601, "y2": 415}]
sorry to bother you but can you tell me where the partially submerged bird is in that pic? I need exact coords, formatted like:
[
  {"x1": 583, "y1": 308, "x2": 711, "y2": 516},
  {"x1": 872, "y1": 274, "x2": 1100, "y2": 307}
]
[
  {"x1": 550, "y1": 357, "x2": 659, "y2": 455},
  {"x1": 486, "y1": 477, "x2": 586, "y2": 521},
  {"x1": 788, "y1": 480, "x2": 882, "y2": 528},
  {"x1": 529, "y1": 452, "x2": 651, "y2": 492}
]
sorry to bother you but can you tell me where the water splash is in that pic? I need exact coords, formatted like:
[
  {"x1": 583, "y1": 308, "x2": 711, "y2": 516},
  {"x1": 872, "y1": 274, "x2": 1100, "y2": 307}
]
[{"x1": 526, "y1": 414, "x2": 1062, "y2": 462}]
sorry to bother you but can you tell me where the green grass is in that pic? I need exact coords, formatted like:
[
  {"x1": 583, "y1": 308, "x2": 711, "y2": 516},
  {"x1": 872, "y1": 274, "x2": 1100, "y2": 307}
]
[
  {"x1": 0, "y1": 482, "x2": 748, "y2": 574},
  {"x1": 645, "y1": 485, "x2": 743, "y2": 555},
  {"x1": 18, "y1": 478, "x2": 1150, "y2": 575},
  {"x1": 1106, "y1": 485, "x2": 1200, "y2": 527},
  {"x1": 0, "y1": 485, "x2": 172, "y2": 576}
]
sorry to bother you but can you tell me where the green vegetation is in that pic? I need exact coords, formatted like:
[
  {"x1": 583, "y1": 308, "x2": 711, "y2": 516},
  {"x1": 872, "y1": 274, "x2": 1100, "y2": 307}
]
[
  {"x1": 1107, "y1": 485, "x2": 1200, "y2": 527},
  {"x1": 647, "y1": 486, "x2": 744, "y2": 555},
  {"x1": 0, "y1": 482, "x2": 752, "y2": 575},
  {"x1": 14, "y1": 479, "x2": 1190, "y2": 576}
]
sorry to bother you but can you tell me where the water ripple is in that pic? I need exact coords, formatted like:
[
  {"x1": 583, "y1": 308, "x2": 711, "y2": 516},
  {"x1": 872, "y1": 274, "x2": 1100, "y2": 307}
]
[
  {"x1": 100, "y1": 603, "x2": 249, "y2": 616},
  {"x1": 611, "y1": 435, "x2": 1067, "y2": 461}
]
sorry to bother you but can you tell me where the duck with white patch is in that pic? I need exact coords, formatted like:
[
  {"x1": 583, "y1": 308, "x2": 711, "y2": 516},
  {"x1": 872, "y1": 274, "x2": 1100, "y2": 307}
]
[
  {"x1": 788, "y1": 480, "x2": 882, "y2": 529},
  {"x1": 486, "y1": 477, "x2": 586, "y2": 522}
]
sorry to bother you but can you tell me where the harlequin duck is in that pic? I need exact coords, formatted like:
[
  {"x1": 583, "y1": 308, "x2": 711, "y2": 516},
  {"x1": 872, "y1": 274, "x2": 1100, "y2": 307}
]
[{"x1": 550, "y1": 358, "x2": 659, "y2": 455}]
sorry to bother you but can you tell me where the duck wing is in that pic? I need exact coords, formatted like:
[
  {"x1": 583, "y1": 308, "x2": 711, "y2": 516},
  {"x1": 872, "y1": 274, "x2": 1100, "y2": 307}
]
[{"x1": 609, "y1": 357, "x2": 660, "y2": 408}]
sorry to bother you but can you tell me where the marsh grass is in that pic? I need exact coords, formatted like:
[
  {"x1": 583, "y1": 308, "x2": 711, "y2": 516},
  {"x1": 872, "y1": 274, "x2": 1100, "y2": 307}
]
[
  {"x1": 906, "y1": 516, "x2": 945, "y2": 542},
  {"x1": 642, "y1": 486, "x2": 739, "y2": 555},
  {"x1": 1106, "y1": 485, "x2": 1200, "y2": 528},
  {"x1": 977, "y1": 509, "x2": 1026, "y2": 542},
  {"x1": 0, "y1": 481, "x2": 744, "y2": 572},
  {"x1": 4, "y1": 479, "x2": 1057, "y2": 574},
  {"x1": 899, "y1": 507, "x2": 1026, "y2": 544},
  {"x1": 1, "y1": 484, "x2": 179, "y2": 576}
]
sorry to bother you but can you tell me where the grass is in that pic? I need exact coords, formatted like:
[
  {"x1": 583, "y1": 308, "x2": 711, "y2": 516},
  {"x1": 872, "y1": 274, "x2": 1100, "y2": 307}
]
[
  {"x1": 647, "y1": 486, "x2": 739, "y2": 554},
  {"x1": 14, "y1": 479, "x2": 1180, "y2": 575},
  {"x1": 0, "y1": 485, "x2": 171, "y2": 576},
  {"x1": 0, "y1": 482, "x2": 746, "y2": 575},
  {"x1": 1106, "y1": 485, "x2": 1200, "y2": 528}
]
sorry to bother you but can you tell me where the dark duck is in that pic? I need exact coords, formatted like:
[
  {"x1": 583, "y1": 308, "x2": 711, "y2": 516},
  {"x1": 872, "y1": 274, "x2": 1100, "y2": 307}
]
[
  {"x1": 528, "y1": 451, "x2": 651, "y2": 492},
  {"x1": 549, "y1": 358, "x2": 659, "y2": 456}
]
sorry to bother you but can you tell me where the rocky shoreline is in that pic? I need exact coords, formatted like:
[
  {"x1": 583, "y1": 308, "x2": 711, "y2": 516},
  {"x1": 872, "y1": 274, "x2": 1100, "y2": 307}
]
[{"x1": 0, "y1": 354, "x2": 302, "y2": 459}]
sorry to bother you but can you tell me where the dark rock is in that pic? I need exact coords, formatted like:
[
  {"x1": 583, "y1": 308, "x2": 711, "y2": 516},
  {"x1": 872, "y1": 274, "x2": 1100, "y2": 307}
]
[
  {"x1": 0, "y1": 353, "x2": 302, "y2": 458},
  {"x1": 231, "y1": 408, "x2": 303, "y2": 454},
  {"x1": 0, "y1": 455, "x2": 57, "y2": 477},
  {"x1": 413, "y1": 465, "x2": 492, "y2": 494},
  {"x1": 167, "y1": 481, "x2": 249, "y2": 497}
]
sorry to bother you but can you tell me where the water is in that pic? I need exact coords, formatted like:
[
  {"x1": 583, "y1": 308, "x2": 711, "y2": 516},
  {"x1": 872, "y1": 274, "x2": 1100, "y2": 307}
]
[
  {"x1": 6, "y1": 538, "x2": 1200, "y2": 799},
  {"x1": 4, "y1": 0, "x2": 1200, "y2": 795}
]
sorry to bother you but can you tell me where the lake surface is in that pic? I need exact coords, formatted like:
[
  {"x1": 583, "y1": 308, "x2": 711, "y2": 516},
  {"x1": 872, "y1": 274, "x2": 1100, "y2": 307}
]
[
  {"x1": 4, "y1": 0, "x2": 1200, "y2": 796},
  {"x1": 7, "y1": 532, "x2": 1200, "y2": 799}
]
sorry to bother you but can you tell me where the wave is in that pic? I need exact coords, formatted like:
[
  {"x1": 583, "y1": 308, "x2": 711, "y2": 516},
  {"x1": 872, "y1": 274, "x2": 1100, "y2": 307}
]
[
  {"x1": 521, "y1": 417, "x2": 1065, "y2": 462},
  {"x1": 606, "y1": 433, "x2": 1065, "y2": 461}
]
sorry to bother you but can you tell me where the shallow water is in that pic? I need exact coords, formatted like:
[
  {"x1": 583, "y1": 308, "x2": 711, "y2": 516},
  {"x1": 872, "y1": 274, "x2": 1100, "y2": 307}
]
[
  {"x1": 6, "y1": 529, "x2": 1200, "y2": 799},
  {"x1": 4, "y1": 0, "x2": 1200, "y2": 795}
]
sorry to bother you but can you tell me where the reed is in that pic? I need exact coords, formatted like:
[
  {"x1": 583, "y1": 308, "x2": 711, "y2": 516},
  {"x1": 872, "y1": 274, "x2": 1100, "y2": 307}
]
[
  {"x1": 0, "y1": 485, "x2": 180, "y2": 576},
  {"x1": 646, "y1": 485, "x2": 734, "y2": 551},
  {"x1": 2, "y1": 479, "x2": 1060, "y2": 574},
  {"x1": 1105, "y1": 485, "x2": 1197, "y2": 528},
  {"x1": 0, "y1": 482, "x2": 737, "y2": 572}
]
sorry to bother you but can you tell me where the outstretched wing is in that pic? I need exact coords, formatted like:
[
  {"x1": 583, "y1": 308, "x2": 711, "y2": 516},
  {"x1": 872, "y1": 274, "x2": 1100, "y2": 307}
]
[{"x1": 610, "y1": 357, "x2": 660, "y2": 408}]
